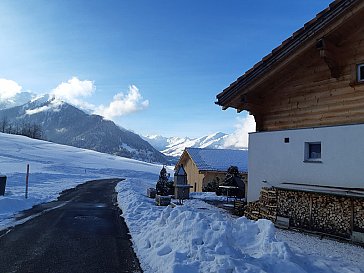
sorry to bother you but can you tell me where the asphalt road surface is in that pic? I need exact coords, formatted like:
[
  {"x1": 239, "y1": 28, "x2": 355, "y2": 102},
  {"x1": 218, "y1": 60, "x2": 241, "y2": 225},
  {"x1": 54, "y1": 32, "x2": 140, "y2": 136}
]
[{"x1": 0, "y1": 179, "x2": 142, "y2": 273}]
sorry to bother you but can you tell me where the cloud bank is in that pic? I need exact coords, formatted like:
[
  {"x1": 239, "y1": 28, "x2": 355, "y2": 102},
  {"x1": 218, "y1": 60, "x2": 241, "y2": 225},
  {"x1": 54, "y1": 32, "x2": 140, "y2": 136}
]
[
  {"x1": 96, "y1": 85, "x2": 149, "y2": 119},
  {"x1": 0, "y1": 77, "x2": 150, "y2": 121},
  {"x1": 223, "y1": 115, "x2": 256, "y2": 148},
  {"x1": 50, "y1": 78, "x2": 149, "y2": 118},
  {"x1": 51, "y1": 77, "x2": 96, "y2": 110},
  {"x1": 0, "y1": 79, "x2": 22, "y2": 101}
]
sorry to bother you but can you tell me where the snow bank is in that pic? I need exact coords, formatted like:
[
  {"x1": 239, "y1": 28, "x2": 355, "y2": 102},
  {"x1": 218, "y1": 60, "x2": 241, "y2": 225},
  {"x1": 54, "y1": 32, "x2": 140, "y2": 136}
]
[
  {"x1": 0, "y1": 133, "x2": 363, "y2": 273},
  {"x1": 0, "y1": 133, "x2": 161, "y2": 228},
  {"x1": 117, "y1": 179, "x2": 363, "y2": 273}
]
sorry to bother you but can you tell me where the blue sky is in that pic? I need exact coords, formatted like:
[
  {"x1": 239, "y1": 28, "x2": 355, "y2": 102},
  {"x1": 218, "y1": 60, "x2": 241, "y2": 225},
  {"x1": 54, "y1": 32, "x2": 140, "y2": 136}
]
[{"x1": 0, "y1": 0, "x2": 332, "y2": 138}]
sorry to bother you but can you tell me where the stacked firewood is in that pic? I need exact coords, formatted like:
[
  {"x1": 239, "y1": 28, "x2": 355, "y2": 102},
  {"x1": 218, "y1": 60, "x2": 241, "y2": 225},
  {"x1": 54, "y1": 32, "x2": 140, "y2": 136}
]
[
  {"x1": 244, "y1": 186, "x2": 364, "y2": 239},
  {"x1": 311, "y1": 195, "x2": 351, "y2": 236},
  {"x1": 244, "y1": 187, "x2": 277, "y2": 222},
  {"x1": 276, "y1": 190, "x2": 311, "y2": 228},
  {"x1": 259, "y1": 187, "x2": 277, "y2": 221},
  {"x1": 277, "y1": 190, "x2": 355, "y2": 236},
  {"x1": 354, "y1": 199, "x2": 364, "y2": 231},
  {"x1": 244, "y1": 201, "x2": 261, "y2": 221}
]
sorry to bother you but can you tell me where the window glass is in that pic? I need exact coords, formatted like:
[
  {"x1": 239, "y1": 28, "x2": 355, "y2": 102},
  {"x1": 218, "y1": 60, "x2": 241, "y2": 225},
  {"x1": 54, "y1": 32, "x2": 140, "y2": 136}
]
[
  {"x1": 358, "y1": 64, "x2": 364, "y2": 82},
  {"x1": 308, "y1": 143, "x2": 321, "y2": 159}
]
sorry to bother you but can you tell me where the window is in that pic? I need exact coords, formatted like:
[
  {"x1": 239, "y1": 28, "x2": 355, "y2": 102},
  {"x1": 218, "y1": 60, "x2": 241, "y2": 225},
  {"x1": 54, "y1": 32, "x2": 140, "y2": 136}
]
[
  {"x1": 357, "y1": 64, "x2": 364, "y2": 82},
  {"x1": 304, "y1": 142, "x2": 321, "y2": 162}
]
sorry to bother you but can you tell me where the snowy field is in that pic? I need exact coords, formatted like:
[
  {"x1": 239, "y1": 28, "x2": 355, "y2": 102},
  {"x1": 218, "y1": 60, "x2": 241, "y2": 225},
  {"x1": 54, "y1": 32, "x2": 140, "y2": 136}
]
[
  {"x1": 0, "y1": 133, "x2": 363, "y2": 273},
  {"x1": 0, "y1": 132, "x2": 162, "y2": 228}
]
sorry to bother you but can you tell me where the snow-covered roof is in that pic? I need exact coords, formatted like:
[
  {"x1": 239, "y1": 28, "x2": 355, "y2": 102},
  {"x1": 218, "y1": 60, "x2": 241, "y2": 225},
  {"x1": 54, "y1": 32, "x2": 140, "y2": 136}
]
[{"x1": 185, "y1": 148, "x2": 248, "y2": 173}]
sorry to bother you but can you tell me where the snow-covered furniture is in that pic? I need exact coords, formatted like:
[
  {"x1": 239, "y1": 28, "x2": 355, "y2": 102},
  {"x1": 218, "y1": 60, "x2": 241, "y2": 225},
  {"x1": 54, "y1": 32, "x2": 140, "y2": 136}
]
[
  {"x1": 147, "y1": 188, "x2": 157, "y2": 198},
  {"x1": 155, "y1": 195, "x2": 171, "y2": 206}
]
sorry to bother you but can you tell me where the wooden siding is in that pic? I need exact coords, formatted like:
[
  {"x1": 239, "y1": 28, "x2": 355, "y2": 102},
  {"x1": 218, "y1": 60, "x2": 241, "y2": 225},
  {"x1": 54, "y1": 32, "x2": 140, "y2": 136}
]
[
  {"x1": 179, "y1": 155, "x2": 204, "y2": 192},
  {"x1": 252, "y1": 20, "x2": 364, "y2": 131},
  {"x1": 177, "y1": 150, "x2": 249, "y2": 193}
]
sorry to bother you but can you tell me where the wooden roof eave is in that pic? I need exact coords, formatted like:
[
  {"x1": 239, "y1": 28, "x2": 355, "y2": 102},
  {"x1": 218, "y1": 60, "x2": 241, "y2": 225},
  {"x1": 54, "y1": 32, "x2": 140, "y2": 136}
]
[
  {"x1": 174, "y1": 149, "x2": 189, "y2": 171},
  {"x1": 216, "y1": 0, "x2": 363, "y2": 112}
]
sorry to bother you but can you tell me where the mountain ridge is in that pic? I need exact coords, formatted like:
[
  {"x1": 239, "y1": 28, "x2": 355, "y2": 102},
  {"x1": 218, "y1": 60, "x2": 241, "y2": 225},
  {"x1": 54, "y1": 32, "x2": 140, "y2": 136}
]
[
  {"x1": 143, "y1": 132, "x2": 246, "y2": 158},
  {"x1": 0, "y1": 96, "x2": 169, "y2": 164}
]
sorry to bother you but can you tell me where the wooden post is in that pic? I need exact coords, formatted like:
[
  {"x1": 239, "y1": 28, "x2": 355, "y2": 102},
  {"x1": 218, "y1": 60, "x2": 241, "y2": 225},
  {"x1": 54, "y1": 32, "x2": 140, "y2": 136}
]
[
  {"x1": 309, "y1": 194, "x2": 313, "y2": 228},
  {"x1": 25, "y1": 164, "x2": 29, "y2": 199},
  {"x1": 350, "y1": 199, "x2": 354, "y2": 235}
]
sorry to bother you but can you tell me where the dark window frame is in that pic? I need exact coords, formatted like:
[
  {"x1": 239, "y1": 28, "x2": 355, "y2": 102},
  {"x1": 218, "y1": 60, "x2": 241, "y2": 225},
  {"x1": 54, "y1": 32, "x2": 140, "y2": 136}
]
[
  {"x1": 357, "y1": 64, "x2": 364, "y2": 82},
  {"x1": 304, "y1": 142, "x2": 322, "y2": 163}
]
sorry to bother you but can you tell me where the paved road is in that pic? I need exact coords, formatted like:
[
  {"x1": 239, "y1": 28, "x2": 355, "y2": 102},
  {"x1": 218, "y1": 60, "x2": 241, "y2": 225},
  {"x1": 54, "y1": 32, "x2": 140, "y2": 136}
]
[{"x1": 0, "y1": 179, "x2": 142, "y2": 273}]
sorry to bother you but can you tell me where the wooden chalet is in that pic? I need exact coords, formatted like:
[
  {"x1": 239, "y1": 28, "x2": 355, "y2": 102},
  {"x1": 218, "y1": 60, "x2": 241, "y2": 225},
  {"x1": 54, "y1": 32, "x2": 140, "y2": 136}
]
[
  {"x1": 216, "y1": 0, "x2": 364, "y2": 241},
  {"x1": 175, "y1": 148, "x2": 248, "y2": 194}
]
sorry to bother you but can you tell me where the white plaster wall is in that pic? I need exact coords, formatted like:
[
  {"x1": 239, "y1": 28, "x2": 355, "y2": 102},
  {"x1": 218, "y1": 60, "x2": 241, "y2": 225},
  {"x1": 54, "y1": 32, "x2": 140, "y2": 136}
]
[{"x1": 248, "y1": 124, "x2": 364, "y2": 201}]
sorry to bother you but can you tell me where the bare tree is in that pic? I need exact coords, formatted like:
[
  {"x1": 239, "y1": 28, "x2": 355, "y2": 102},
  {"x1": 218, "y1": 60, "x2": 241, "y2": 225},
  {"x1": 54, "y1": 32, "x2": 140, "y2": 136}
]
[
  {"x1": 31, "y1": 123, "x2": 42, "y2": 139},
  {"x1": 6, "y1": 123, "x2": 13, "y2": 134},
  {"x1": 0, "y1": 116, "x2": 8, "y2": 133},
  {"x1": 0, "y1": 118, "x2": 43, "y2": 140}
]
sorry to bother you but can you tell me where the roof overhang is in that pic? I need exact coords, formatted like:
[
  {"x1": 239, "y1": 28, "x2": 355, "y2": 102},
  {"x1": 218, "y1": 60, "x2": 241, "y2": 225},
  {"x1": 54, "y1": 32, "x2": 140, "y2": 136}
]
[
  {"x1": 199, "y1": 170, "x2": 248, "y2": 174},
  {"x1": 216, "y1": 0, "x2": 363, "y2": 112},
  {"x1": 174, "y1": 149, "x2": 189, "y2": 170},
  {"x1": 275, "y1": 182, "x2": 364, "y2": 199}
]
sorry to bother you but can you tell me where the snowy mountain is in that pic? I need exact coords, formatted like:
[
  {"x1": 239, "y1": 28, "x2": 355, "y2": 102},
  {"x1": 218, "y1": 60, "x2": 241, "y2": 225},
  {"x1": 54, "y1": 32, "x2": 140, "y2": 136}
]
[
  {"x1": 143, "y1": 132, "x2": 234, "y2": 157},
  {"x1": 0, "y1": 96, "x2": 169, "y2": 164},
  {"x1": 0, "y1": 91, "x2": 36, "y2": 110}
]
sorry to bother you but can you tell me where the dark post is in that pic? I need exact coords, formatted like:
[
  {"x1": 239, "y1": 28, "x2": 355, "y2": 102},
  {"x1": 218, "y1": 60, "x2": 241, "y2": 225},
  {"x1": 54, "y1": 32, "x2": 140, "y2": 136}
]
[
  {"x1": 25, "y1": 164, "x2": 29, "y2": 199},
  {"x1": 0, "y1": 175, "x2": 6, "y2": 196}
]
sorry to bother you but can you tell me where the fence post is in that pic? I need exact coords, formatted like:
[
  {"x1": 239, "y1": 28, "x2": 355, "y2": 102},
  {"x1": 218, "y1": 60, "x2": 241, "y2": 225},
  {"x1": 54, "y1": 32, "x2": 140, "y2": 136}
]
[{"x1": 25, "y1": 164, "x2": 29, "y2": 199}]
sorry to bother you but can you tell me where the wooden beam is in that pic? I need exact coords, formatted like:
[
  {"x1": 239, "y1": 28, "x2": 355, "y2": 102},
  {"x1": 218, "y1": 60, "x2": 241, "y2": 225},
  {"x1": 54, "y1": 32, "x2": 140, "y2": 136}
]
[
  {"x1": 236, "y1": 94, "x2": 265, "y2": 113},
  {"x1": 241, "y1": 94, "x2": 264, "y2": 105},
  {"x1": 251, "y1": 114, "x2": 263, "y2": 132},
  {"x1": 316, "y1": 37, "x2": 341, "y2": 78},
  {"x1": 242, "y1": 103, "x2": 264, "y2": 114}
]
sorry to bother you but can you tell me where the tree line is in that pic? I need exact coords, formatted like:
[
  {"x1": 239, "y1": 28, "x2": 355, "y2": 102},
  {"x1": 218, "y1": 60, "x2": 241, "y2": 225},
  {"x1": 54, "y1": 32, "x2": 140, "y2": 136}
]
[{"x1": 0, "y1": 116, "x2": 43, "y2": 140}]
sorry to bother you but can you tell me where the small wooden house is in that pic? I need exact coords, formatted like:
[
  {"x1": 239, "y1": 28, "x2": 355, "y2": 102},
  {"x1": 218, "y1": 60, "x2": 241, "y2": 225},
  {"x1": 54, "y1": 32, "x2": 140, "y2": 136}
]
[
  {"x1": 216, "y1": 0, "x2": 364, "y2": 240},
  {"x1": 175, "y1": 148, "x2": 248, "y2": 194}
]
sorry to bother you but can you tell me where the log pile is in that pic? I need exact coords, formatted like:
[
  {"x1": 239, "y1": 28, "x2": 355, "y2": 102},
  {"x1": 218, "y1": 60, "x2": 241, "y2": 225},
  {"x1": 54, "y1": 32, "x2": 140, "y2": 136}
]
[
  {"x1": 277, "y1": 190, "x2": 311, "y2": 228},
  {"x1": 244, "y1": 201, "x2": 261, "y2": 221},
  {"x1": 311, "y1": 195, "x2": 351, "y2": 237},
  {"x1": 244, "y1": 187, "x2": 277, "y2": 222},
  {"x1": 354, "y1": 199, "x2": 364, "y2": 232},
  {"x1": 244, "y1": 186, "x2": 364, "y2": 240},
  {"x1": 259, "y1": 187, "x2": 277, "y2": 222}
]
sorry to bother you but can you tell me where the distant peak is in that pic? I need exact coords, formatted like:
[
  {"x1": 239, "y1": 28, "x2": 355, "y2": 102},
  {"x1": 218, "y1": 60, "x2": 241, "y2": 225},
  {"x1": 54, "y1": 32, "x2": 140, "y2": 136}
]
[{"x1": 208, "y1": 132, "x2": 227, "y2": 138}]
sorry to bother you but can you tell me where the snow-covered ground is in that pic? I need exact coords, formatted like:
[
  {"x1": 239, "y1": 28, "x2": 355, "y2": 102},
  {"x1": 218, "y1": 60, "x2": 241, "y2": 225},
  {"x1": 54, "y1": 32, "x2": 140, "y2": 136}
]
[
  {"x1": 0, "y1": 133, "x2": 363, "y2": 273},
  {"x1": 0, "y1": 132, "x2": 162, "y2": 228},
  {"x1": 117, "y1": 180, "x2": 364, "y2": 273}
]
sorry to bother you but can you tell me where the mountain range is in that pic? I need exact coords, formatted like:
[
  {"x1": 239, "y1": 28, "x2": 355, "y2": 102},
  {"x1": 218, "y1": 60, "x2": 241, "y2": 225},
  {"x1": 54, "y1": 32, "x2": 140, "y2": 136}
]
[
  {"x1": 143, "y1": 132, "x2": 244, "y2": 157},
  {"x1": 0, "y1": 95, "x2": 169, "y2": 164},
  {"x1": 0, "y1": 93, "x2": 247, "y2": 163}
]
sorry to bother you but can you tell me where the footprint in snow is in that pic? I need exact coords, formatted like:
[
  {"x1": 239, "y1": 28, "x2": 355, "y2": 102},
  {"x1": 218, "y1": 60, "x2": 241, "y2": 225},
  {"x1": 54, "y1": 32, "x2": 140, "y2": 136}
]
[{"x1": 157, "y1": 245, "x2": 172, "y2": 256}]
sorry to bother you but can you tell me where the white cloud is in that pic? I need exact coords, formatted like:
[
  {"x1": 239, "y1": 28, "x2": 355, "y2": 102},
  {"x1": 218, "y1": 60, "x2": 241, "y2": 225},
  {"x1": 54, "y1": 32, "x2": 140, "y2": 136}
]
[
  {"x1": 51, "y1": 77, "x2": 95, "y2": 109},
  {"x1": 223, "y1": 115, "x2": 256, "y2": 149},
  {"x1": 0, "y1": 79, "x2": 22, "y2": 101},
  {"x1": 0, "y1": 77, "x2": 149, "y2": 120},
  {"x1": 96, "y1": 85, "x2": 149, "y2": 119},
  {"x1": 25, "y1": 105, "x2": 52, "y2": 115}
]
